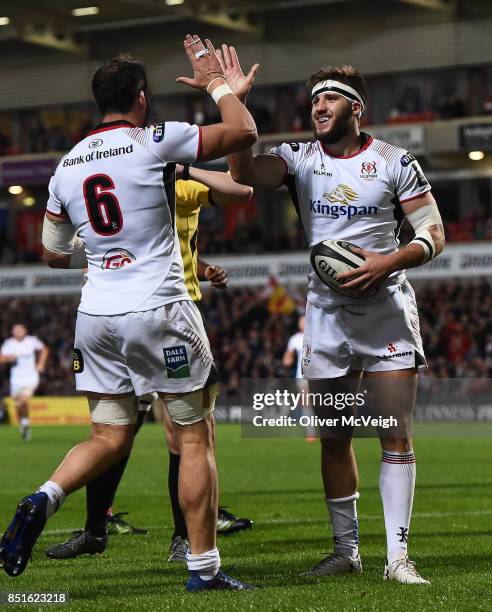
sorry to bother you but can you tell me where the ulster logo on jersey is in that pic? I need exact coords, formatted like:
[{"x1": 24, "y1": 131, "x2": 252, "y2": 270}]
[
  {"x1": 360, "y1": 161, "x2": 378, "y2": 180},
  {"x1": 310, "y1": 184, "x2": 378, "y2": 220},
  {"x1": 102, "y1": 248, "x2": 136, "y2": 270}
]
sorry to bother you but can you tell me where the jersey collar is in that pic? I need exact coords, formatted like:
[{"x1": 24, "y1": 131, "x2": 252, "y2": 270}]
[
  {"x1": 321, "y1": 132, "x2": 373, "y2": 159},
  {"x1": 88, "y1": 120, "x2": 136, "y2": 136}
]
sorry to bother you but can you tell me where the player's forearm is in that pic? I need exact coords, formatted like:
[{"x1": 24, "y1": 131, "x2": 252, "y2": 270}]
[
  {"x1": 227, "y1": 148, "x2": 257, "y2": 187},
  {"x1": 188, "y1": 167, "x2": 252, "y2": 204},
  {"x1": 206, "y1": 80, "x2": 257, "y2": 155},
  {"x1": 197, "y1": 258, "x2": 209, "y2": 281},
  {"x1": 388, "y1": 225, "x2": 445, "y2": 272},
  {"x1": 0, "y1": 355, "x2": 16, "y2": 365},
  {"x1": 42, "y1": 248, "x2": 71, "y2": 269},
  {"x1": 213, "y1": 81, "x2": 257, "y2": 139},
  {"x1": 38, "y1": 348, "x2": 49, "y2": 370},
  {"x1": 282, "y1": 352, "x2": 294, "y2": 368}
]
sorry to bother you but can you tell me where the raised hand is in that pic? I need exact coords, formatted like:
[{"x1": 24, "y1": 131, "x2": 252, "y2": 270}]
[
  {"x1": 216, "y1": 44, "x2": 259, "y2": 102},
  {"x1": 176, "y1": 34, "x2": 225, "y2": 92}
]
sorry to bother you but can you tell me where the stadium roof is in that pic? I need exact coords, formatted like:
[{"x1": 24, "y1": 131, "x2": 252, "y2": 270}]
[{"x1": 0, "y1": 0, "x2": 463, "y2": 53}]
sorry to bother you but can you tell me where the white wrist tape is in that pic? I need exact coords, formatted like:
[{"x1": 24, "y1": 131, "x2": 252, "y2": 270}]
[
  {"x1": 69, "y1": 238, "x2": 88, "y2": 269},
  {"x1": 211, "y1": 83, "x2": 233, "y2": 105},
  {"x1": 206, "y1": 76, "x2": 225, "y2": 93},
  {"x1": 406, "y1": 203, "x2": 442, "y2": 262},
  {"x1": 42, "y1": 216, "x2": 88, "y2": 269}
]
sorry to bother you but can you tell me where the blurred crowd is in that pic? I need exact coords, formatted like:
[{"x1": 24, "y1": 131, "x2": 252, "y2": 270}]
[
  {"x1": 1, "y1": 62, "x2": 492, "y2": 157},
  {"x1": 0, "y1": 279, "x2": 491, "y2": 398},
  {"x1": 417, "y1": 279, "x2": 492, "y2": 378}
]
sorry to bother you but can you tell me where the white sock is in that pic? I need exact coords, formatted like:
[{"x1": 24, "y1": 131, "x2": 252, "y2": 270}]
[
  {"x1": 186, "y1": 547, "x2": 220, "y2": 581},
  {"x1": 326, "y1": 492, "x2": 359, "y2": 557},
  {"x1": 36, "y1": 480, "x2": 66, "y2": 519},
  {"x1": 20, "y1": 417, "x2": 29, "y2": 428},
  {"x1": 380, "y1": 449, "x2": 416, "y2": 563}
]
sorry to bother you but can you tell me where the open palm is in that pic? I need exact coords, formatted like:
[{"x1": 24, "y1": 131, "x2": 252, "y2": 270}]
[{"x1": 216, "y1": 44, "x2": 259, "y2": 102}]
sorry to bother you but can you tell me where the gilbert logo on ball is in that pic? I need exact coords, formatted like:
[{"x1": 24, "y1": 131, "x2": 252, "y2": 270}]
[{"x1": 310, "y1": 239, "x2": 376, "y2": 297}]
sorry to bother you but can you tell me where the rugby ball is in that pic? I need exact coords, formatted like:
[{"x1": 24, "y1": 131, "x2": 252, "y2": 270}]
[{"x1": 310, "y1": 239, "x2": 370, "y2": 297}]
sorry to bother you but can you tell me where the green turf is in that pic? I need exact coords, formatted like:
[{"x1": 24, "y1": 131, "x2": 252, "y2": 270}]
[{"x1": 0, "y1": 424, "x2": 491, "y2": 611}]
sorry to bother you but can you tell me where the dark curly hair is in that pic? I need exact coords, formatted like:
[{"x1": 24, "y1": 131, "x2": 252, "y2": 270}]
[{"x1": 92, "y1": 53, "x2": 148, "y2": 115}]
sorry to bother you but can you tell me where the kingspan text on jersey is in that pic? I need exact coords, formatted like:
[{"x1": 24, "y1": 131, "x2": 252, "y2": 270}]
[
  {"x1": 63, "y1": 144, "x2": 134, "y2": 167},
  {"x1": 309, "y1": 200, "x2": 378, "y2": 220}
]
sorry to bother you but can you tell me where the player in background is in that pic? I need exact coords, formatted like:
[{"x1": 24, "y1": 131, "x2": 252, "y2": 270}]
[
  {"x1": 1, "y1": 36, "x2": 257, "y2": 593},
  {"x1": 283, "y1": 315, "x2": 305, "y2": 381},
  {"x1": 282, "y1": 315, "x2": 315, "y2": 441},
  {"x1": 221, "y1": 46, "x2": 444, "y2": 584},
  {"x1": 45, "y1": 166, "x2": 253, "y2": 561},
  {"x1": 0, "y1": 324, "x2": 49, "y2": 441}
]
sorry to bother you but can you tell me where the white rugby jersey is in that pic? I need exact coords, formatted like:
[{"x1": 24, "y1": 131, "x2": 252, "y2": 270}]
[
  {"x1": 270, "y1": 133, "x2": 431, "y2": 308},
  {"x1": 46, "y1": 120, "x2": 201, "y2": 315},
  {"x1": 1, "y1": 336, "x2": 44, "y2": 384}
]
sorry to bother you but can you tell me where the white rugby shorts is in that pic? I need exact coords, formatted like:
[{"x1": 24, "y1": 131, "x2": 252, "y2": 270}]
[
  {"x1": 302, "y1": 281, "x2": 426, "y2": 378},
  {"x1": 10, "y1": 375, "x2": 40, "y2": 398},
  {"x1": 73, "y1": 300, "x2": 214, "y2": 396}
]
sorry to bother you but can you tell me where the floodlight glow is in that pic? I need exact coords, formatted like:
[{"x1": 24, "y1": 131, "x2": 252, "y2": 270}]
[{"x1": 72, "y1": 7, "x2": 100, "y2": 17}]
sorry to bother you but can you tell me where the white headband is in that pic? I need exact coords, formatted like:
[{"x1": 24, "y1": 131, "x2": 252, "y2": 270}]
[{"x1": 311, "y1": 79, "x2": 365, "y2": 110}]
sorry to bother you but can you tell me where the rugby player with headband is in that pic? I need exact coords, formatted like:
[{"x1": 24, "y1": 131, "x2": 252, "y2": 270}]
[{"x1": 221, "y1": 47, "x2": 444, "y2": 586}]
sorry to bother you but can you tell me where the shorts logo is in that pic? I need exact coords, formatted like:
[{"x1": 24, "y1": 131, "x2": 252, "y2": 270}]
[
  {"x1": 152, "y1": 123, "x2": 165, "y2": 143},
  {"x1": 376, "y1": 347, "x2": 413, "y2": 360},
  {"x1": 73, "y1": 349, "x2": 84, "y2": 373},
  {"x1": 102, "y1": 249, "x2": 136, "y2": 270},
  {"x1": 303, "y1": 344, "x2": 312, "y2": 366},
  {"x1": 163, "y1": 345, "x2": 190, "y2": 378}
]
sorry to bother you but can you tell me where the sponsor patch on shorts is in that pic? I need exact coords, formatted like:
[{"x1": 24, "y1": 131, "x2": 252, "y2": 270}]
[
  {"x1": 73, "y1": 348, "x2": 84, "y2": 373},
  {"x1": 163, "y1": 345, "x2": 190, "y2": 378}
]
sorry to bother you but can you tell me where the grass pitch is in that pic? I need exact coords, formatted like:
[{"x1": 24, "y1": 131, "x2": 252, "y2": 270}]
[{"x1": 0, "y1": 423, "x2": 491, "y2": 611}]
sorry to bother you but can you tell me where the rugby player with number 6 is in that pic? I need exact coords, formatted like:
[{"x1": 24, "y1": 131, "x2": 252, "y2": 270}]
[
  {"x1": 1, "y1": 35, "x2": 257, "y2": 592},
  {"x1": 222, "y1": 46, "x2": 444, "y2": 584}
]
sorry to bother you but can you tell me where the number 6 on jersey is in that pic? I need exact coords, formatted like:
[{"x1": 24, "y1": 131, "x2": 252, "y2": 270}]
[{"x1": 83, "y1": 174, "x2": 122, "y2": 235}]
